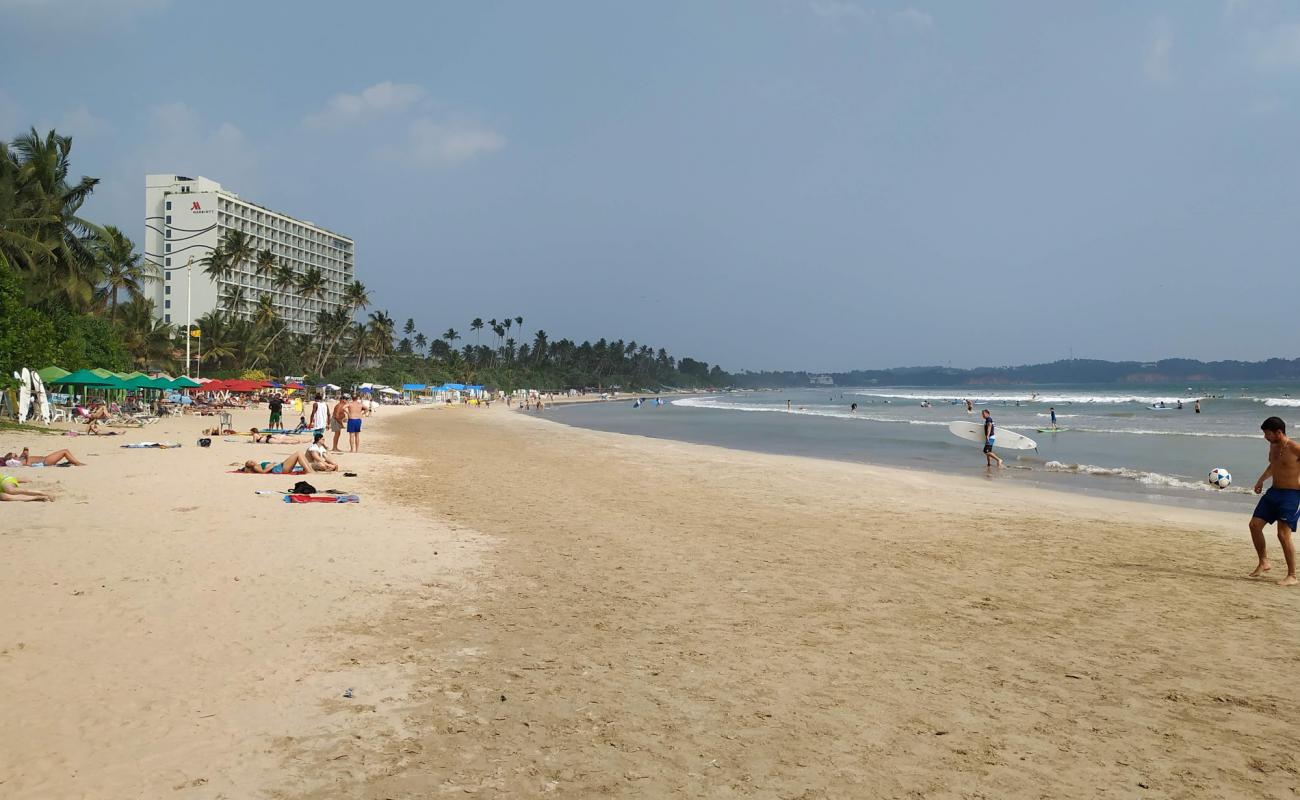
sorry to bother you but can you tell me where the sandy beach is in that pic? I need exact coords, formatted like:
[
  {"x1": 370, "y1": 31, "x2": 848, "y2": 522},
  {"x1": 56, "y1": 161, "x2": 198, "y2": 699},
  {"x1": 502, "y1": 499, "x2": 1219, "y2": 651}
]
[{"x1": 3, "y1": 403, "x2": 1298, "y2": 798}]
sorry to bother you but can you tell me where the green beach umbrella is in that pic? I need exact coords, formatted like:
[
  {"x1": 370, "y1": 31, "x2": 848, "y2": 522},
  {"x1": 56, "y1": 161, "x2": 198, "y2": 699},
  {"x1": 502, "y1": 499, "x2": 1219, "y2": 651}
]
[
  {"x1": 170, "y1": 376, "x2": 201, "y2": 389},
  {"x1": 50, "y1": 368, "x2": 115, "y2": 387},
  {"x1": 121, "y1": 375, "x2": 157, "y2": 390},
  {"x1": 37, "y1": 366, "x2": 70, "y2": 383},
  {"x1": 88, "y1": 368, "x2": 116, "y2": 379},
  {"x1": 145, "y1": 376, "x2": 175, "y2": 390}
]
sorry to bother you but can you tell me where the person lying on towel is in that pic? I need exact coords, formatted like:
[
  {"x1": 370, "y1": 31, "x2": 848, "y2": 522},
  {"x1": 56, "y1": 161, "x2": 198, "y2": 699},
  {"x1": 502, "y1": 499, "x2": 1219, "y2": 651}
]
[
  {"x1": 3, "y1": 447, "x2": 85, "y2": 467},
  {"x1": 250, "y1": 428, "x2": 308, "y2": 444},
  {"x1": 238, "y1": 452, "x2": 314, "y2": 474}
]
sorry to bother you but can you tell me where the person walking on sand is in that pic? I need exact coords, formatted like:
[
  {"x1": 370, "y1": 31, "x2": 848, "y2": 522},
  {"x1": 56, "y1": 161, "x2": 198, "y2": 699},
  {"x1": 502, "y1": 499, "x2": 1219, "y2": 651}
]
[
  {"x1": 981, "y1": 409, "x2": 1004, "y2": 468},
  {"x1": 330, "y1": 395, "x2": 348, "y2": 453},
  {"x1": 346, "y1": 393, "x2": 364, "y2": 453},
  {"x1": 1249, "y1": 416, "x2": 1300, "y2": 586}
]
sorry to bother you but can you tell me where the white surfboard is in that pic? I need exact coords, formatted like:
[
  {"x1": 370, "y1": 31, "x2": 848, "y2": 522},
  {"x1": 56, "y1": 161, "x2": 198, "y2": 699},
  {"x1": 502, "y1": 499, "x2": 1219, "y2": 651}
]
[
  {"x1": 948, "y1": 420, "x2": 1038, "y2": 450},
  {"x1": 18, "y1": 367, "x2": 31, "y2": 423},
  {"x1": 33, "y1": 372, "x2": 49, "y2": 424}
]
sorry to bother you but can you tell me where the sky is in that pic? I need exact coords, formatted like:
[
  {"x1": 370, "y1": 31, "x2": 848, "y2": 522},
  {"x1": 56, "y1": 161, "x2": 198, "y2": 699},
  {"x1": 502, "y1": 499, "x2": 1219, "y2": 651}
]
[{"x1": 3, "y1": 0, "x2": 1299, "y2": 372}]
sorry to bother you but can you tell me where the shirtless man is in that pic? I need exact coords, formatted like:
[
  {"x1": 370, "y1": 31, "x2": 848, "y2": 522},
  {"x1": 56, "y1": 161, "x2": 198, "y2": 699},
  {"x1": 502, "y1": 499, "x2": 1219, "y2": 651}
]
[
  {"x1": 346, "y1": 394, "x2": 364, "y2": 453},
  {"x1": 330, "y1": 395, "x2": 348, "y2": 453},
  {"x1": 1249, "y1": 416, "x2": 1300, "y2": 586}
]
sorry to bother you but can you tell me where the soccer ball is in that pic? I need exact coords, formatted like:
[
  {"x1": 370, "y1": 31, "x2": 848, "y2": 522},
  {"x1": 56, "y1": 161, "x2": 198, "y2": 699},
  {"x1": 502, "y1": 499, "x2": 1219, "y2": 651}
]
[{"x1": 1208, "y1": 467, "x2": 1232, "y2": 489}]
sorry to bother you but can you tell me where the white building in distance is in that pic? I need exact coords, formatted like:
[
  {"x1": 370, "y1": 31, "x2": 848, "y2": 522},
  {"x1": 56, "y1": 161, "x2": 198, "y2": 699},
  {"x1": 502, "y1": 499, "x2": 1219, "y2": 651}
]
[{"x1": 144, "y1": 174, "x2": 356, "y2": 336}]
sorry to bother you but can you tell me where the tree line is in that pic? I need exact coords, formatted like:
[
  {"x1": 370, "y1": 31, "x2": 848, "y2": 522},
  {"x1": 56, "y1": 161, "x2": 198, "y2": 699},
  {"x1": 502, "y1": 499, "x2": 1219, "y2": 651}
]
[{"x1": 0, "y1": 127, "x2": 726, "y2": 392}]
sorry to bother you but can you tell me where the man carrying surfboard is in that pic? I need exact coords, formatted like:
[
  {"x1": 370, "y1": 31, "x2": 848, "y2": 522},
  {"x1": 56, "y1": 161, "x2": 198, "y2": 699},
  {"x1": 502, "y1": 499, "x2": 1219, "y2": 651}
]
[
  {"x1": 1249, "y1": 416, "x2": 1300, "y2": 586},
  {"x1": 981, "y1": 409, "x2": 1003, "y2": 468}
]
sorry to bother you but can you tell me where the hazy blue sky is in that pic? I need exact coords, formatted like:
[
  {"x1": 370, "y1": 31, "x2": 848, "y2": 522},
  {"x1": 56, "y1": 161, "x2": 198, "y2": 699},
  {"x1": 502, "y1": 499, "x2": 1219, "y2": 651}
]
[{"x1": 3, "y1": 0, "x2": 1298, "y2": 371}]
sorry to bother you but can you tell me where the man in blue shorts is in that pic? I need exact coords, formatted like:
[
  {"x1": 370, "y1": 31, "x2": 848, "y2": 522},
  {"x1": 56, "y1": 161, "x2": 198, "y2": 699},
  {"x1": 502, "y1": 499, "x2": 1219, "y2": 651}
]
[{"x1": 1249, "y1": 416, "x2": 1300, "y2": 586}]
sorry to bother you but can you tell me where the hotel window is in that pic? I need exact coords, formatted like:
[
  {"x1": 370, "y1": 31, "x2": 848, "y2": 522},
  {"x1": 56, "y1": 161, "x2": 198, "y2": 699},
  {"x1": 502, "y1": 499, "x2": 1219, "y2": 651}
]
[
  {"x1": 166, "y1": 229, "x2": 172, "y2": 239},
  {"x1": 164, "y1": 313, "x2": 171, "y2": 322},
  {"x1": 165, "y1": 215, "x2": 171, "y2": 224},
  {"x1": 164, "y1": 300, "x2": 171, "y2": 309},
  {"x1": 165, "y1": 271, "x2": 171, "y2": 280},
  {"x1": 165, "y1": 201, "x2": 171, "y2": 210},
  {"x1": 165, "y1": 258, "x2": 171, "y2": 267},
  {"x1": 165, "y1": 286, "x2": 171, "y2": 295},
  {"x1": 165, "y1": 244, "x2": 171, "y2": 253}
]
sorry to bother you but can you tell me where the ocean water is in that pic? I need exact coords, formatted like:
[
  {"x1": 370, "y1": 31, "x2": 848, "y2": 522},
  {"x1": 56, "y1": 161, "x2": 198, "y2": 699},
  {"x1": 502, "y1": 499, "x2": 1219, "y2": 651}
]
[{"x1": 547, "y1": 384, "x2": 1300, "y2": 512}]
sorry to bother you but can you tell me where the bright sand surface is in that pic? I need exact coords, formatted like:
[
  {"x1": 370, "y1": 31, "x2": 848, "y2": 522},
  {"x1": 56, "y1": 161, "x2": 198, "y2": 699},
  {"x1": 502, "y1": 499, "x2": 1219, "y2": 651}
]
[{"x1": 3, "y1": 402, "x2": 1299, "y2": 798}]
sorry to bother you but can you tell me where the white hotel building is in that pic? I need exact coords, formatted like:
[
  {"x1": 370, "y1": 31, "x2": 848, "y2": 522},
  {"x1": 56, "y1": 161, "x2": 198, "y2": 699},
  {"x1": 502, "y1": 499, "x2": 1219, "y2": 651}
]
[{"x1": 144, "y1": 174, "x2": 356, "y2": 336}]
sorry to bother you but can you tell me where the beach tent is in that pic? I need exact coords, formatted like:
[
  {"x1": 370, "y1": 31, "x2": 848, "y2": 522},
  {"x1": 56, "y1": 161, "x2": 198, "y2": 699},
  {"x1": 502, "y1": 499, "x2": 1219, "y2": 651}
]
[
  {"x1": 37, "y1": 366, "x2": 70, "y2": 383},
  {"x1": 402, "y1": 384, "x2": 427, "y2": 391},
  {"x1": 88, "y1": 368, "x2": 116, "y2": 379},
  {"x1": 171, "y1": 376, "x2": 202, "y2": 389},
  {"x1": 379, "y1": 387, "x2": 401, "y2": 395}
]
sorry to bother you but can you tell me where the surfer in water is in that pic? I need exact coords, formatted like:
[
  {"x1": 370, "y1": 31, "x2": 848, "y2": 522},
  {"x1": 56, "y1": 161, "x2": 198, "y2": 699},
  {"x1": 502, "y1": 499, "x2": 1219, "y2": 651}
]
[
  {"x1": 1249, "y1": 416, "x2": 1300, "y2": 585},
  {"x1": 1049, "y1": 407, "x2": 1057, "y2": 429},
  {"x1": 965, "y1": 399, "x2": 973, "y2": 414},
  {"x1": 981, "y1": 409, "x2": 1003, "y2": 468}
]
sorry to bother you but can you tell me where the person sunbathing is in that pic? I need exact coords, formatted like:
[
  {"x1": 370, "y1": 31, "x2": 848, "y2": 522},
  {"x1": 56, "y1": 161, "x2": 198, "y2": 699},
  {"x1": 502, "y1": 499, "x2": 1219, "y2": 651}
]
[
  {"x1": 238, "y1": 452, "x2": 314, "y2": 474},
  {"x1": 1, "y1": 475, "x2": 54, "y2": 501},
  {"x1": 3, "y1": 447, "x2": 85, "y2": 467},
  {"x1": 249, "y1": 428, "x2": 307, "y2": 444}
]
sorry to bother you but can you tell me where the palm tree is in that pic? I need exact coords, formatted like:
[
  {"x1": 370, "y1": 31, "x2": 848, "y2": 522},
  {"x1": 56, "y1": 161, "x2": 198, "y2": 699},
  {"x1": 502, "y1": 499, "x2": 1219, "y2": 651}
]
[
  {"x1": 219, "y1": 283, "x2": 247, "y2": 316},
  {"x1": 443, "y1": 328, "x2": 460, "y2": 348},
  {"x1": 471, "y1": 317, "x2": 484, "y2": 346},
  {"x1": 315, "y1": 279, "x2": 371, "y2": 374},
  {"x1": 220, "y1": 229, "x2": 255, "y2": 318},
  {"x1": 514, "y1": 315, "x2": 524, "y2": 347},
  {"x1": 414, "y1": 331, "x2": 427, "y2": 355},
  {"x1": 199, "y1": 240, "x2": 230, "y2": 288},
  {"x1": 118, "y1": 296, "x2": 175, "y2": 368},
  {"x1": 253, "y1": 248, "x2": 276, "y2": 305},
  {"x1": 2, "y1": 129, "x2": 102, "y2": 308},
  {"x1": 403, "y1": 317, "x2": 416, "y2": 337},
  {"x1": 94, "y1": 225, "x2": 156, "y2": 320},
  {"x1": 532, "y1": 329, "x2": 549, "y2": 365}
]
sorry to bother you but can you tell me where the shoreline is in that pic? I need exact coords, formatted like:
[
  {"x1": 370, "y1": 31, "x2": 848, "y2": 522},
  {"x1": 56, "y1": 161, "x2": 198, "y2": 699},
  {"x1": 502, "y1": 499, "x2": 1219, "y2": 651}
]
[{"x1": 544, "y1": 394, "x2": 1264, "y2": 516}]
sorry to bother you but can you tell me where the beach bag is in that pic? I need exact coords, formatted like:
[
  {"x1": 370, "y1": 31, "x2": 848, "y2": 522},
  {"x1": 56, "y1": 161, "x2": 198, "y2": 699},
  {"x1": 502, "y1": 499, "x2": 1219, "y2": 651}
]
[
  {"x1": 197, "y1": 437, "x2": 212, "y2": 447},
  {"x1": 290, "y1": 480, "x2": 317, "y2": 495}
]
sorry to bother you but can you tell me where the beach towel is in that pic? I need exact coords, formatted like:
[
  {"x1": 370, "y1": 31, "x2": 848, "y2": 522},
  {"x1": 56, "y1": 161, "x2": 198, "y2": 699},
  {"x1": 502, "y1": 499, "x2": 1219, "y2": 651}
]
[
  {"x1": 284, "y1": 494, "x2": 359, "y2": 503},
  {"x1": 120, "y1": 442, "x2": 181, "y2": 448}
]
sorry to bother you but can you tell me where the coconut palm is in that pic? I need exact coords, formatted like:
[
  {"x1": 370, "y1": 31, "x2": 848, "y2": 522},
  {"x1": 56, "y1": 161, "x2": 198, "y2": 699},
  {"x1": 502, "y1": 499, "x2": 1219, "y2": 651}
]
[
  {"x1": 315, "y1": 279, "x2": 371, "y2": 374},
  {"x1": 2, "y1": 128, "x2": 102, "y2": 308},
  {"x1": 219, "y1": 283, "x2": 247, "y2": 316},
  {"x1": 471, "y1": 317, "x2": 484, "y2": 346},
  {"x1": 94, "y1": 225, "x2": 157, "y2": 320},
  {"x1": 220, "y1": 230, "x2": 255, "y2": 317},
  {"x1": 414, "y1": 331, "x2": 427, "y2": 355},
  {"x1": 403, "y1": 317, "x2": 416, "y2": 337},
  {"x1": 443, "y1": 328, "x2": 460, "y2": 346}
]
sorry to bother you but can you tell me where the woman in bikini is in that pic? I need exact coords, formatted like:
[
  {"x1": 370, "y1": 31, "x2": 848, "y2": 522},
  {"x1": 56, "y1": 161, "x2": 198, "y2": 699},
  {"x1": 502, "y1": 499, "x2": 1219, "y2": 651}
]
[
  {"x1": 1, "y1": 474, "x2": 55, "y2": 501},
  {"x1": 238, "y1": 452, "x2": 314, "y2": 474},
  {"x1": 2, "y1": 448, "x2": 85, "y2": 467},
  {"x1": 249, "y1": 428, "x2": 308, "y2": 444}
]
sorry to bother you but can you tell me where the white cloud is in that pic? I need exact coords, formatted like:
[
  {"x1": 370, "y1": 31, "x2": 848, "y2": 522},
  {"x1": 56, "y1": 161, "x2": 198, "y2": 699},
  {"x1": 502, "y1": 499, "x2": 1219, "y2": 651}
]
[
  {"x1": 303, "y1": 81, "x2": 426, "y2": 128},
  {"x1": 892, "y1": 8, "x2": 933, "y2": 29},
  {"x1": 86, "y1": 102, "x2": 259, "y2": 235},
  {"x1": 1143, "y1": 19, "x2": 1174, "y2": 85},
  {"x1": 808, "y1": 0, "x2": 872, "y2": 24},
  {"x1": 387, "y1": 117, "x2": 507, "y2": 168},
  {"x1": 1254, "y1": 22, "x2": 1300, "y2": 69}
]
